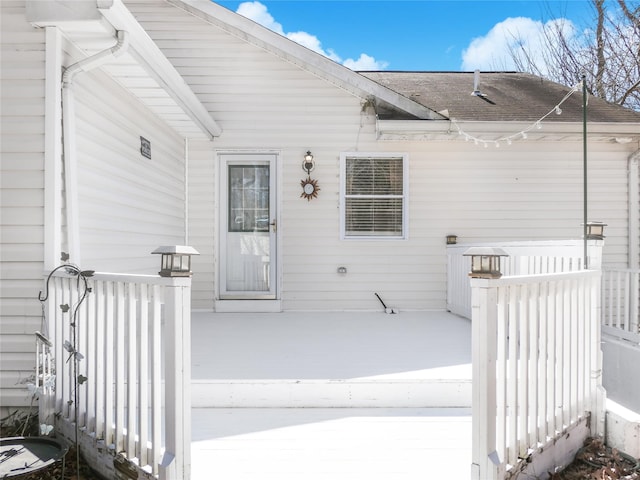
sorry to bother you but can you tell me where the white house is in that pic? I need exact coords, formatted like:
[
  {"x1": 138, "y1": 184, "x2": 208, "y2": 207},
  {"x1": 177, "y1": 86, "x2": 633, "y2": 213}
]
[{"x1": 2, "y1": 0, "x2": 639, "y2": 423}]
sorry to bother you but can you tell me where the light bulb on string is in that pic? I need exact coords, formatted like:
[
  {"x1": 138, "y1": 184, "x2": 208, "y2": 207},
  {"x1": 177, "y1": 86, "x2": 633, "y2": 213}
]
[{"x1": 451, "y1": 80, "x2": 581, "y2": 147}]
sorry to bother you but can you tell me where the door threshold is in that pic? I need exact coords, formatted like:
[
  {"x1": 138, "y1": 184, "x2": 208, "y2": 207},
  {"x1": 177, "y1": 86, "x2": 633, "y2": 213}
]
[{"x1": 215, "y1": 300, "x2": 282, "y2": 313}]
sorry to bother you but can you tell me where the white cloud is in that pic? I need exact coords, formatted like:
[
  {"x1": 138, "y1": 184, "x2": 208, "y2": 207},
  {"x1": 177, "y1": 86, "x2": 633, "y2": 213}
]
[
  {"x1": 236, "y1": 1, "x2": 284, "y2": 35},
  {"x1": 285, "y1": 31, "x2": 342, "y2": 62},
  {"x1": 461, "y1": 17, "x2": 576, "y2": 72},
  {"x1": 343, "y1": 54, "x2": 389, "y2": 71},
  {"x1": 235, "y1": 1, "x2": 387, "y2": 70}
]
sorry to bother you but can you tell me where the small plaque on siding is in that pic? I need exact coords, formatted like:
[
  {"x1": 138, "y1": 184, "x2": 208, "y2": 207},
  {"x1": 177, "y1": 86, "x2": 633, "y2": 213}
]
[{"x1": 140, "y1": 136, "x2": 151, "y2": 159}]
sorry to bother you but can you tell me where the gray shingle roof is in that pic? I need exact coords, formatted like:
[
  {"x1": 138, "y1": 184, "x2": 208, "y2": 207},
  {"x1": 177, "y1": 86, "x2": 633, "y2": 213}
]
[{"x1": 358, "y1": 71, "x2": 640, "y2": 123}]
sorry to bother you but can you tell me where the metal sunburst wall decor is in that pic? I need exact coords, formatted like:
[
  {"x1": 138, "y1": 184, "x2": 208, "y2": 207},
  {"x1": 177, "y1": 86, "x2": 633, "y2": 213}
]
[{"x1": 300, "y1": 176, "x2": 320, "y2": 201}]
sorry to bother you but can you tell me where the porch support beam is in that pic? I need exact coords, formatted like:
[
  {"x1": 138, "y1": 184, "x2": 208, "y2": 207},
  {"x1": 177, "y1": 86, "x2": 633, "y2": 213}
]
[
  {"x1": 98, "y1": 0, "x2": 222, "y2": 139},
  {"x1": 44, "y1": 26, "x2": 62, "y2": 270}
]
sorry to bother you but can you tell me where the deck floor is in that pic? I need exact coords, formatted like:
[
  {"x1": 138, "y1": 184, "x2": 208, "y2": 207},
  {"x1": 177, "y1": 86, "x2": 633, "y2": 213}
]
[
  {"x1": 192, "y1": 407, "x2": 472, "y2": 480},
  {"x1": 191, "y1": 310, "x2": 472, "y2": 381},
  {"x1": 190, "y1": 311, "x2": 472, "y2": 479}
]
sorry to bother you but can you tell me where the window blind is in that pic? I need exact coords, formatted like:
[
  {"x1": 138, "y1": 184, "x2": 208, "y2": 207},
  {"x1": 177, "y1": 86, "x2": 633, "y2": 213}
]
[{"x1": 344, "y1": 157, "x2": 404, "y2": 237}]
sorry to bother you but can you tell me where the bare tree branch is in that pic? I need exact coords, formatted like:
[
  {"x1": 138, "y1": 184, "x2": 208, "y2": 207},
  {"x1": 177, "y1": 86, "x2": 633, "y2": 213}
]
[{"x1": 499, "y1": 0, "x2": 640, "y2": 111}]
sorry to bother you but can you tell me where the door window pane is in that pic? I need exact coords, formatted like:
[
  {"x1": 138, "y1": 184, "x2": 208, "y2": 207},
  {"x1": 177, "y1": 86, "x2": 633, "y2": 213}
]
[{"x1": 228, "y1": 165, "x2": 270, "y2": 232}]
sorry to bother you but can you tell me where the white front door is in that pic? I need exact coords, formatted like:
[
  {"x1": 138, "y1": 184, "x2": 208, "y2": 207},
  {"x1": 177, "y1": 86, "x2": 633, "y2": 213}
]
[{"x1": 219, "y1": 153, "x2": 277, "y2": 299}]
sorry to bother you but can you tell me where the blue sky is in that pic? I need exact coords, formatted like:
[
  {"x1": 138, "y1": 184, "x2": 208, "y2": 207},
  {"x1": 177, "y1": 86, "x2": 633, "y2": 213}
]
[{"x1": 216, "y1": 1, "x2": 594, "y2": 71}]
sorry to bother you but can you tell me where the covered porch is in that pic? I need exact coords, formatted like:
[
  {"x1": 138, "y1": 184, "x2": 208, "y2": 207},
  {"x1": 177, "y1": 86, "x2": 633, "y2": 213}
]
[{"x1": 191, "y1": 310, "x2": 473, "y2": 479}]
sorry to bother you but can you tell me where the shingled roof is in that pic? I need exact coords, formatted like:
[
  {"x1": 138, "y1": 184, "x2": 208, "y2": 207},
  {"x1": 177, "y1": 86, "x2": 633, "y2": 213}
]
[{"x1": 359, "y1": 71, "x2": 640, "y2": 123}]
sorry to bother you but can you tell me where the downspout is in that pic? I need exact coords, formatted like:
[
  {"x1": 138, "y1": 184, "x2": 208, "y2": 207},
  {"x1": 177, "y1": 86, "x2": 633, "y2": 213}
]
[
  {"x1": 61, "y1": 30, "x2": 129, "y2": 264},
  {"x1": 629, "y1": 149, "x2": 640, "y2": 269}
]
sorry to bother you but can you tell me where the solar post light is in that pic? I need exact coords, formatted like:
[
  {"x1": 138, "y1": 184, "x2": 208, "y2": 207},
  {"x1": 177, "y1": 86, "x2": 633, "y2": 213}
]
[
  {"x1": 584, "y1": 222, "x2": 607, "y2": 240},
  {"x1": 152, "y1": 245, "x2": 200, "y2": 277},
  {"x1": 463, "y1": 247, "x2": 509, "y2": 279}
]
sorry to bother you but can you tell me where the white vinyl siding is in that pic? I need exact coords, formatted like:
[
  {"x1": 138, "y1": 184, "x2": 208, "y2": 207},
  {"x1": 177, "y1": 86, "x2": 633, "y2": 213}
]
[
  {"x1": 187, "y1": 142, "x2": 216, "y2": 310},
  {"x1": 67, "y1": 49, "x2": 186, "y2": 274},
  {"x1": 0, "y1": 1, "x2": 46, "y2": 411},
  {"x1": 341, "y1": 154, "x2": 407, "y2": 239},
  {"x1": 126, "y1": 1, "x2": 634, "y2": 312}
]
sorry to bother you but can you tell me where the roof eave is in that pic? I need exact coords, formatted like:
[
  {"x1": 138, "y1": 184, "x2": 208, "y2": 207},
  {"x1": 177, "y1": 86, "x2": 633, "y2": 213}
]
[
  {"x1": 99, "y1": 0, "x2": 222, "y2": 138},
  {"x1": 27, "y1": 0, "x2": 222, "y2": 140},
  {"x1": 377, "y1": 120, "x2": 640, "y2": 143}
]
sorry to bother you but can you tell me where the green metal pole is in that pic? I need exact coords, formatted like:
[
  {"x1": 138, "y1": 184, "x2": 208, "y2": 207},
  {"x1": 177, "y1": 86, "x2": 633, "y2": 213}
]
[{"x1": 582, "y1": 74, "x2": 588, "y2": 268}]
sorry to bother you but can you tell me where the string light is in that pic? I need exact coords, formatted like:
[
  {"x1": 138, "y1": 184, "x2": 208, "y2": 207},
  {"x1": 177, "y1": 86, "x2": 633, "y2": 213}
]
[{"x1": 452, "y1": 80, "x2": 583, "y2": 147}]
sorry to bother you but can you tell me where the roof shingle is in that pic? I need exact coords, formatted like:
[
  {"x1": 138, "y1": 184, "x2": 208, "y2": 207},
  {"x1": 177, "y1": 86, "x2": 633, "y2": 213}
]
[{"x1": 359, "y1": 71, "x2": 640, "y2": 123}]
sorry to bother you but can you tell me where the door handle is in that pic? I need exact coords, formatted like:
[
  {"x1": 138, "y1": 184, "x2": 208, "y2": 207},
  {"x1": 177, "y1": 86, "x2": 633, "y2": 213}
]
[{"x1": 269, "y1": 219, "x2": 277, "y2": 233}]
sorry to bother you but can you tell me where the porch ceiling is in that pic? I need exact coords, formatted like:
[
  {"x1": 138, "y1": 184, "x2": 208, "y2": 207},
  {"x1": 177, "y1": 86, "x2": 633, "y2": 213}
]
[{"x1": 28, "y1": 0, "x2": 221, "y2": 140}]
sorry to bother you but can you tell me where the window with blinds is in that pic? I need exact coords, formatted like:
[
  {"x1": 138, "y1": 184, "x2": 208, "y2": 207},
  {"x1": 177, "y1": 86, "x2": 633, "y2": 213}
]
[{"x1": 341, "y1": 154, "x2": 407, "y2": 239}]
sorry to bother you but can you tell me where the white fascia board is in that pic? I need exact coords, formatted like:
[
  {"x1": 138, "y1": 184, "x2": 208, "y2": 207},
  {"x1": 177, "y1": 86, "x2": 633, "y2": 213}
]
[
  {"x1": 167, "y1": 0, "x2": 445, "y2": 121},
  {"x1": 27, "y1": 0, "x2": 105, "y2": 23},
  {"x1": 27, "y1": 0, "x2": 116, "y2": 38},
  {"x1": 99, "y1": 0, "x2": 221, "y2": 138},
  {"x1": 377, "y1": 120, "x2": 640, "y2": 142}
]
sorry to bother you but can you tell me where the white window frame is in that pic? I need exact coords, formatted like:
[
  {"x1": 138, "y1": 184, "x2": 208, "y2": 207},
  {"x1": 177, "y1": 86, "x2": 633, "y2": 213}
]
[{"x1": 339, "y1": 152, "x2": 409, "y2": 240}]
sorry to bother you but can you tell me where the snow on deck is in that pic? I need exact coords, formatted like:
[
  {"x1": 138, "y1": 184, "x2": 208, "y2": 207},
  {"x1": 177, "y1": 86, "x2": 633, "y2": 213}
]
[
  {"x1": 191, "y1": 311, "x2": 472, "y2": 479},
  {"x1": 192, "y1": 310, "x2": 472, "y2": 381},
  {"x1": 192, "y1": 407, "x2": 472, "y2": 480}
]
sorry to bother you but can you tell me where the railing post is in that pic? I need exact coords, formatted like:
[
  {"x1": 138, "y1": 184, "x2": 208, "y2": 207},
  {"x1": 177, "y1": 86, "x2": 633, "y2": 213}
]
[
  {"x1": 587, "y1": 239, "x2": 604, "y2": 271},
  {"x1": 470, "y1": 278, "x2": 502, "y2": 480},
  {"x1": 630, "y1": 271, "x2": 639, "y2": 334},
  {"x1": 159, "y1": 277, "x2": 192, "y2": 480},
  {"x1": 590, "y1": 272, "x2": 606, "y2": 438}
]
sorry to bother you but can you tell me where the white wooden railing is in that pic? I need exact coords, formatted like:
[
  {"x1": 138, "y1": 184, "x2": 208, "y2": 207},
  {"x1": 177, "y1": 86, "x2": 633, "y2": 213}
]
[
  {"x1": 470, "y1": 270, "x2": 604, "y2": 480},
  {"x1": 447, "y1": 240, "x2": 602, "y2": 319},
  {"x1": 602, "y1": 268, "x2": 640, "y2": 340},
  {"x1": 39, "y1": 269, "x2": 191, "y2": 480}
]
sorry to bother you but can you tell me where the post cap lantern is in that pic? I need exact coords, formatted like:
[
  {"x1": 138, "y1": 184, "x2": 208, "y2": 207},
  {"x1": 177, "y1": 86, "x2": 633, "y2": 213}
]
[
  {"x1": 463, "y1": 247, "x2": 509, "y2": 279},
  {"x1": 152, "y1": 245, "x2": 200, "y2": 277},
  {"x1": 584, "y1": 221, "x2": 607, "y2": 240}
]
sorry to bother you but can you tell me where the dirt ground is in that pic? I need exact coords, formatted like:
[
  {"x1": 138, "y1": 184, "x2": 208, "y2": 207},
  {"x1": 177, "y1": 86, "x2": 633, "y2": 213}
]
[
  {"x1": 10, "y1": 446, "x2": 102, "y2": 480},
  {"x1": 550, "y1": 437, "x2": 639, "y2": 480}
]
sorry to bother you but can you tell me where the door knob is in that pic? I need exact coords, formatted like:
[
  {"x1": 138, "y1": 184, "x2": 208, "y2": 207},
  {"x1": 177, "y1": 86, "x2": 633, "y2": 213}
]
[{"x1": 269, "y1": 219, "x2": 277, "y2": 233}]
